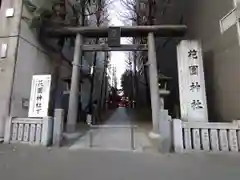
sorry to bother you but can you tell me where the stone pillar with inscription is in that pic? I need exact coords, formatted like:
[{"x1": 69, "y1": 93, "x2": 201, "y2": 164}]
[{"x1": 177, "y1": 40, "x2": 208, "y2": 122}]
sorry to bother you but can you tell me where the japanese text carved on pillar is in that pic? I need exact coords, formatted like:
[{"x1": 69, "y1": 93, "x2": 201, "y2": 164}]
[{"x1": 177, "y1": 40, "x2": 208, "y2": 121}]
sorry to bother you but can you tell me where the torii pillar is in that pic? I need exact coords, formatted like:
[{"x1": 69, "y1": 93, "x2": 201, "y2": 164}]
[{"x1": 148, "y1": 32, "x2": 162, "y2": 136}]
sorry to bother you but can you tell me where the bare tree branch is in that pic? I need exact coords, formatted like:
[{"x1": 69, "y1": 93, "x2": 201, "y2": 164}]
[
  {"x1": 87, "y1": 0, "x2": 112, "y2": 113},
  {"x1": 117, "y1": 0, "x2": 138, "y2": 25},
  {"x1": 118, "y1": 0, "x2": 158, "y2": 104}
]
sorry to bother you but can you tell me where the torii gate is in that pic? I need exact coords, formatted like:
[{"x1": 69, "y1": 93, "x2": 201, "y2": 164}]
[{"x1": 45, "y1": 25, "x2": 187, "y2": 135}]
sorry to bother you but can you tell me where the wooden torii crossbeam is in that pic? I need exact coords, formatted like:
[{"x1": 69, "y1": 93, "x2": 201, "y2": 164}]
[
  {"x1": 44, "y1": 25, "x2": 187, "y2": 38},
  {"x1": 44, "y1": 25, "x2": 187, "y2": 52}
]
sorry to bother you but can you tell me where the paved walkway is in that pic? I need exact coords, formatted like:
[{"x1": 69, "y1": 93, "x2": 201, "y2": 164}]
[
  {"x1": 69, "y1": 108, "x2": 157, "y2": 152},
  {"x1": 1, "y1": 144, "x2": 240, "y2": 180}
]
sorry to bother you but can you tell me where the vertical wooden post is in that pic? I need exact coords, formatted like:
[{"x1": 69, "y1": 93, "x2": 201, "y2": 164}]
[
  {"x1": 67, "y1": 33, "x2": 83, "y2": 132},
  {"x1": 130, "y1": 124, "x2": 135, "y2": 150},
  {"x1": 173, "y1": 119, "x2": 184, "y2": 152},
  {"x1": 41, "y1": 117, "x2": 53, "y2": 146},
  {"x1": 148, "y1": 32, "x2": 161, "y2": 134},
  {"x1": 158, "y1": 110, "x2": 172, "y2": 153}
]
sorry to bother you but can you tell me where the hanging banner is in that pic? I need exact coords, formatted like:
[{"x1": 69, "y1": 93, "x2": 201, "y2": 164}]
[
  {"x1": 28, "y1": 75, "x2": 51, "y2": 118},
  {"x1": 177, "y1": 40, "x2": 208, "y2": 121}
]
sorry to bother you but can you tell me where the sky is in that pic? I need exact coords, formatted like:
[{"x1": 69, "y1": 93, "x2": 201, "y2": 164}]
[{"x1": 108, "y1": 0, "x2": 130, "y2": 88}]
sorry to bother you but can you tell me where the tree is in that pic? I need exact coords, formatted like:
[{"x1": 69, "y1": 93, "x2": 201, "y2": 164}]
[
  {"x1": 121, "y1": 70, "x2": 133, "y2": 99},
  {"x1": 86, "y1": 0, "x2": 112, "y2": 114},
  {"x1": 22, "y1": 0, "x2": 111, "y2": 113},
  {"x1": 23, "y1": 0, "x2": 71, "y2": 115},
  {"x1": 119, "y1": 0, "x2": 158, "y2": 106},
  {"x1": 119, "y1": 0, "x2": 156, "y2": 25},
  {"x1": 98, "y1": 52, "x2": 110, "y2": 114},
  {"x1": 121, "y1": 52, "x2": 134, "y2": 101}
]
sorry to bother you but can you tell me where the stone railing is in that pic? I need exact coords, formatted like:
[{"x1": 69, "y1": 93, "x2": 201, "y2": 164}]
[
  {"x1": 173, "y1": 119, "x2": 240, "y2": 153},
  {"x1": 4, "y1": 117, "x2": 53, "y2": 146}
]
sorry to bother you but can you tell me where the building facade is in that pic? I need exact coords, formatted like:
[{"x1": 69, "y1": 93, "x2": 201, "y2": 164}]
[
  {"x1": 0, "y1": 0, "x2": 109, "y2": 139},
  {"x1": 0, "y1": 0, "x2": 75, "y2": 139},
  {"x1": 185, "y1": 0, "x2": 240, "y2": 122},
  {"x1": 135, "y1": 0, "x2": 240, "y2": 121}
]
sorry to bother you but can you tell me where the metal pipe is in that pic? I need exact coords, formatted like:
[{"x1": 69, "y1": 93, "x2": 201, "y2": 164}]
[
  {"x1": 148, "y1": 32, "x2": 161, "y2": 134},
  {"x1": 44, "y1": 25, "x2": 187, "y2": 38},
  {"x1": 89, "y1": 128, "x2": 93, "y2": 148},
  {"x1": 89, "y1": 125, "x2": 138, "y2": 128},
  {"x1": 130, "y1": 124, "x2": 135, "y2": 150},
  {"x1": 66, "y1": 33, "x2": 83, "y2": 132}
]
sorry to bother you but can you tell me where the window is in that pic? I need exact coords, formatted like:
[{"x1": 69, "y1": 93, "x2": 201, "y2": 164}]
[
  {"x1": 140, "y1": 2, "x2": 146, "y2": 10},
  {"x1": 91, "y1": 0, "x2": 96, "y2": 5}
]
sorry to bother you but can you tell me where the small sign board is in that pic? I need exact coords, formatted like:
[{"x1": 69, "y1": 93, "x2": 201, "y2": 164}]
[
  {"x1": 28, "y1": 75, "x2": 51, "y2": 118},
  {"x1": 108, "y1": 27, "x2": 121, "y2": 47},
  {"x1": 220, "y1": 8, "x2": 237, "y2": 33}
]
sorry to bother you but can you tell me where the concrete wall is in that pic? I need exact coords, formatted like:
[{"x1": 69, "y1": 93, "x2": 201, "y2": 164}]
[
  {"x1": 0, "y1": 0, "x2": 23, "y2": 138},
  {"x1": 10, "y1": 3, "x2": 50, "y2": 117},
  {"x1": 156, "y1": 39, "x2": 180, "y2": 116},
  {"x1": 10, "y1": 2, "x2": 71, "y2": 118},
  {"x1": 0, "y1": 0, "x2": 107, "y2": 138},
  {"x1": 135, "y1": 0, "x2": 240, "y2": 121},
  {"x1": 0, "y1": 0, "x2": 72, "y2": 138},
  {"x1": 10, "y1": 27, "x2": 52, "y2": 117},
  {"x1": 185, "y1": 0, "x2": 240, "y2": 121}
]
